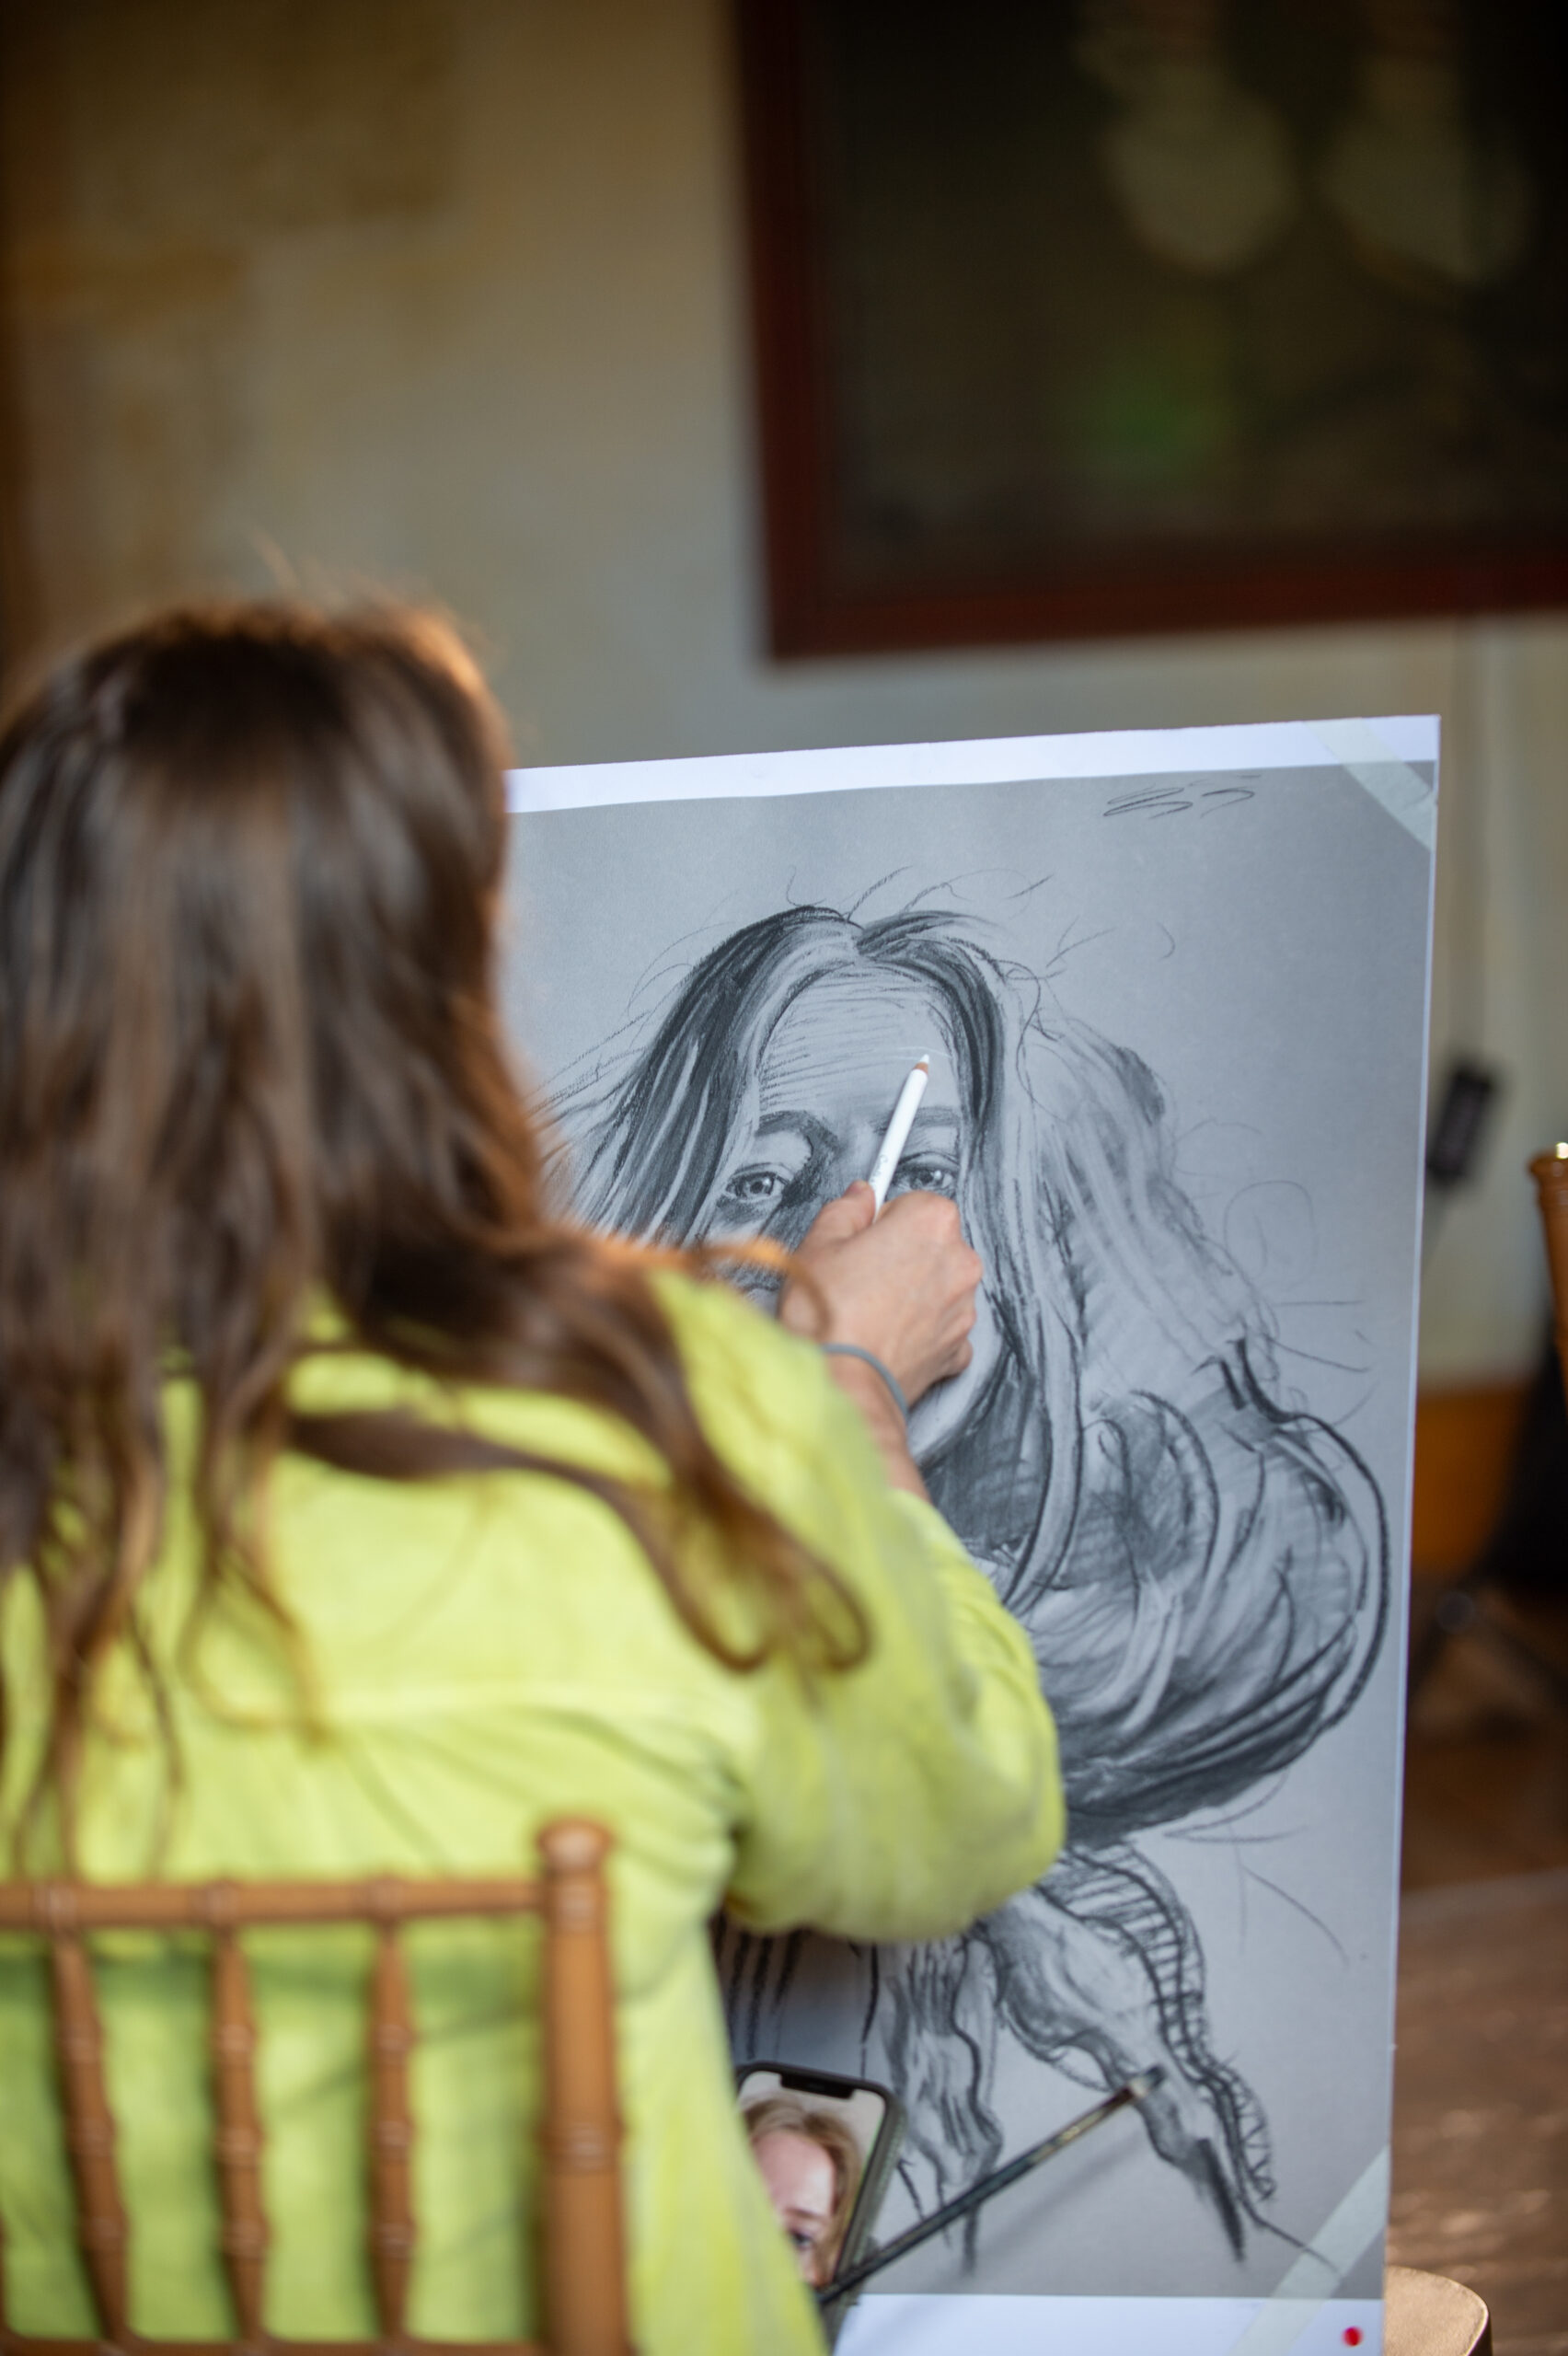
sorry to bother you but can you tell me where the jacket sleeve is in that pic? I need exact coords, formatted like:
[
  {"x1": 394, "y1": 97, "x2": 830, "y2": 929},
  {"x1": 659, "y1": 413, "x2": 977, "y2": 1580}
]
[{"x1": 668, "y1": 1281, "x2": 1066, "y2": 1944}]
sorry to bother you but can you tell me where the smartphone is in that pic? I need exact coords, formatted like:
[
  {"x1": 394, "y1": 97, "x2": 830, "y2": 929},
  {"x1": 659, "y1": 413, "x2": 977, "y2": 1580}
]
[{"x1": 736, "y1": 2062, "x2": 905, "y2": 2301}]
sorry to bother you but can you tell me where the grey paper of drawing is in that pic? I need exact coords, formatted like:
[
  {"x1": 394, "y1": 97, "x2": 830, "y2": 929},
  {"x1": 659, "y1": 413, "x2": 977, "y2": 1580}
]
[{"x1": 501, "y1": 728, "x2": 1434, "y2": 2305}]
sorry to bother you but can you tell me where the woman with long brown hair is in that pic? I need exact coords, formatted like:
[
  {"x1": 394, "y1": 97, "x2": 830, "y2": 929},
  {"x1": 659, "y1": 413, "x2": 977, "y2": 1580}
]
[
  {"x1": 0, "y1": 605, "x2": 1063, "y2": 2351},
  {"x1": 743, "y1": 2096, "x2": 865, "y2": 2288}
]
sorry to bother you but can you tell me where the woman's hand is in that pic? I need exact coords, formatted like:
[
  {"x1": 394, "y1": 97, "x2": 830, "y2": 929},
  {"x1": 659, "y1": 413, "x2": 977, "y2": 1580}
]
[{"x1": 779, "y1": 1183, "x2": 984, "y2": 1496}]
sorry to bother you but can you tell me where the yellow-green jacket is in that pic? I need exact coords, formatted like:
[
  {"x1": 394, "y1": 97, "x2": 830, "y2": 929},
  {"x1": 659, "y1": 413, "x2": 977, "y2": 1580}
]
[{"x1": 0, "y1": 1276, "x2": 1065, "y2": 2352}]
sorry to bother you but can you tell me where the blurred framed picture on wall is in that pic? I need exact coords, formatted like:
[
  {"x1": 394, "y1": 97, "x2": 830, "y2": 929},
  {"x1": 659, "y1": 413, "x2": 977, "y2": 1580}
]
[{"x1": 735, "y1": 0, "x2": 1568, "y2": 655}]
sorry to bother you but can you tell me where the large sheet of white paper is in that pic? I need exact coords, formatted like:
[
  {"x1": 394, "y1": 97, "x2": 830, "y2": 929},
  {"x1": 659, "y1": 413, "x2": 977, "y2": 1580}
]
[{"x1": 502, "y1": 720, "x2": 1436, "y2": 2354}]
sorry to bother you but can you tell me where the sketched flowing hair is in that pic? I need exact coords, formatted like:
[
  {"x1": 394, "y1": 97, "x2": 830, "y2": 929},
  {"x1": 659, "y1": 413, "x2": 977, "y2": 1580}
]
[
  {"x1": 574, "y1": 902, "x2": 1387, "y2": 2249},
  {"x1": 572, "y1": 900, "x2": 1383, "y2": 1761},
  {"x1": 573, "y1": 901, "x2": 1254, "y2": 1380},
  {"x1": 0, "y1": 611, "x2": 865, "y2": 1867},
  {"x1": 579, "y1": 904, "x2": 1387, "y2": 2247}
]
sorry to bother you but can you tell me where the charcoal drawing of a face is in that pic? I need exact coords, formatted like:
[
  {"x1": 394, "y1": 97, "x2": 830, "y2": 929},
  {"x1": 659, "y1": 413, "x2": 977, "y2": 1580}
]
[{"x1": 565, "y1": 902, "x2": 1389, "y2": 2265}]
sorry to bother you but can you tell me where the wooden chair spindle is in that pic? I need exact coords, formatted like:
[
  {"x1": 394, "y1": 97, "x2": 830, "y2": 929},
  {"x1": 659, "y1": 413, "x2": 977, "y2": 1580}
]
[
  {"x1": 538, "y1": 1824, "x2": 629, "y2": 2356},
  {"x1": 209, "y1": 1909, "x2": 270, "y2": 2349},
  {"x1": 367, "y1": 1905, "x2": 416, "y2": 2346},
  {"x1": 47, "y1": 1913, "x2": 131, "y2": 2347}
]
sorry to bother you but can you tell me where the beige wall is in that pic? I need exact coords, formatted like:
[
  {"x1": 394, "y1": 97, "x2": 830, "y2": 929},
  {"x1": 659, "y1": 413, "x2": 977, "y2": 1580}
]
[{"x1": 3, "y1": 0, "x2": 1564, "y2": 1380}]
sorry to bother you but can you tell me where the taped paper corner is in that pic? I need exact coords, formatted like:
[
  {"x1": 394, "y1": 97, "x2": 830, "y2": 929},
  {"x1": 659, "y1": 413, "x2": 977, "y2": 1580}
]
[{"x1": 1313, "y1": 719, "x2": 1436, "y2": 852}]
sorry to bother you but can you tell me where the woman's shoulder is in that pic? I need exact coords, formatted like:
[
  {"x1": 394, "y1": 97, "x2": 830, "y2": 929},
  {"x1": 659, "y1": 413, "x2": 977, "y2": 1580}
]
[
  {"x1": 652, "y1": 1266, "x2": 801, "y2": 1369},
  {"x1": 651, "y1": 1269, "x2": 843, "y2": 1451},
  {"x1": 281, "y1": 1272, "x2": 844, "y2": 1494},
  {"x1": 277, "y1": 1269, "x2": 888, "y2": 1577}
]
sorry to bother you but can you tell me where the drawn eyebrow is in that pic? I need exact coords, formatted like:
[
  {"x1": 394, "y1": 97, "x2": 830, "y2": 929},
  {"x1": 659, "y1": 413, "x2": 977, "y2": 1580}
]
[
  {"x1": 751, "y1": 1111, "x2": 836, "y2": 1154},
  {"x1": 753, "y1": 1106, "x2": 960, "y2": 1144}
]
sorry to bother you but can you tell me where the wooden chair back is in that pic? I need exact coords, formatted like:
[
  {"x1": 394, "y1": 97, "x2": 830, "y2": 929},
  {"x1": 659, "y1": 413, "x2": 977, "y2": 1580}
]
[
  {"x1": 0, "y1": 1819, "x2": 630, "y2": 2356},
  {"x1": 1529, "y1": 1146, "x2": 1568, "y2": 1398}
]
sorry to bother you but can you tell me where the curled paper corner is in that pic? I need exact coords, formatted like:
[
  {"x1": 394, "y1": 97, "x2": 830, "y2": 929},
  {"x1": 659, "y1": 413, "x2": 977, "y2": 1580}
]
[{"x1": 1313, "y1": 719, "x2": 1436, "y2": 854}]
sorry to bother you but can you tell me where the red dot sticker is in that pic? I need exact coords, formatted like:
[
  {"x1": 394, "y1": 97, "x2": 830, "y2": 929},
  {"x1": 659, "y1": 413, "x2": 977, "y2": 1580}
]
[{"x1": 1343, "y1": 2333, "x2": 1364, "y2": 2349}]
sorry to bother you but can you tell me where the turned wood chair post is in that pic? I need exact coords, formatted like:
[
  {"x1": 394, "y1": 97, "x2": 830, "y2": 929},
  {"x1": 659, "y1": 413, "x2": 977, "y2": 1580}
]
[
  {"x1": 45, "y1": 1888, "x2": 131, "y2": 2349},
  {"x1": 538, "y1": 1823, "x2": 630, "y2": 2356},
  {"x1": 1528, "y1": 1147, "x2": 1568, "y2": 1395},
  {"x1": 205, "y1": 1886, "x2": 270, "y2": 2352},
  {"x1": 367, "y1": 1888, "x2": 417, "y2": 2350}
]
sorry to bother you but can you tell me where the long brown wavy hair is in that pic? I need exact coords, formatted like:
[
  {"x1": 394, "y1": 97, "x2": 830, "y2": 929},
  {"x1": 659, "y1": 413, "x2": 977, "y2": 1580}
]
[
  {"x1": 742, "y1": 2095, "x2": 864, "y2": 2284},
  {"x1": 0, "y1": 603, "x2": 866, "y2": 1867}
]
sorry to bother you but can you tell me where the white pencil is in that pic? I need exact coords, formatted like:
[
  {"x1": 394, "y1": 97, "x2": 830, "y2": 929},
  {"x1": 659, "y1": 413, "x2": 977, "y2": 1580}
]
[{"x1": 866, "y1": 1056, "x2": 931, "y2": 1214}]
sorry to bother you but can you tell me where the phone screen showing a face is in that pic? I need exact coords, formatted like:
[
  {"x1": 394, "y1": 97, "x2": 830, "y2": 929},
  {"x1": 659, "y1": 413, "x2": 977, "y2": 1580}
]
[{"x1": 737, "y1": 2062, "x2": 905, "y2": 2294}]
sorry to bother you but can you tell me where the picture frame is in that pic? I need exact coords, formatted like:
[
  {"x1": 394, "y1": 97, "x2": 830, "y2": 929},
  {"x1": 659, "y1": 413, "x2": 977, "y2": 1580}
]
[{"x1": 734, "y1": 0, "x2": 1568, "y2": 655}]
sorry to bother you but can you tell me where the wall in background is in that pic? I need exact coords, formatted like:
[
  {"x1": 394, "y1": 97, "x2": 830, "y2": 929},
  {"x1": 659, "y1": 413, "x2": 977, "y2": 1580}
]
[{"x1": 3, "y1": 0, "x2": 1563, "y2": 1382}]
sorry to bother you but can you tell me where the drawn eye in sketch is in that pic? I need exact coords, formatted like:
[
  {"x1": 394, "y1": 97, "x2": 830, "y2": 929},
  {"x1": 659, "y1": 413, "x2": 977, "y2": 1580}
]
[
  {"x1": 885, "y1": 1147, "x2": 959, "y2": 1200},
  {"x1": 722, "y1": 1166, "x2": 793, "y2": 1207},
  {"x1": 710, "y1": 1138, "x2": 814, "y2": 1230}
]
